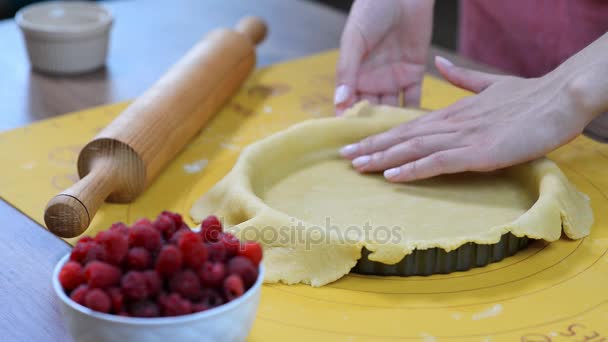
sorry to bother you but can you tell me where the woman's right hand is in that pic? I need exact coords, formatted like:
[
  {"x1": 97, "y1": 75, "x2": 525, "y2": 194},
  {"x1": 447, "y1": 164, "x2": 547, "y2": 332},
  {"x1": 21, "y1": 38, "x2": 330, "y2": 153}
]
[{"x1": 334, "y1": 0, "x2": 434, "y2": 115}]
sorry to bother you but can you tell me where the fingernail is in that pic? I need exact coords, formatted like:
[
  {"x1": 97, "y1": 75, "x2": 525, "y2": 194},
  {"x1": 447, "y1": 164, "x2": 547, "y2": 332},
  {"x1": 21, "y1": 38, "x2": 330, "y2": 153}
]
[
  {"x1": 435, "y1": 56, "x2": 454, "y2": 68},
  {"x1": 334, "y1": 84, "x2": 351, "y2": 105},
  {"x1": 340, "y1": 144, "x2": 359, "y2": 157},
  {"x1": 352, "y1": 155, "x2": 370, "y2": 168},
  {"x1": 384, "y1": 168, "x2": 400, "y2": 179}
]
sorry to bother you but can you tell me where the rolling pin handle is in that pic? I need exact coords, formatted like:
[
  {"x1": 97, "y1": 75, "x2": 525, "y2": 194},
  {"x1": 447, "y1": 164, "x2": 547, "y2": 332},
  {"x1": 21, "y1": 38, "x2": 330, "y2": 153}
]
[
  {"x1": 44, "y1": 160, "x2": 118, "y2": 238},
  {"x1": 45, "y1": 194, "x2": 90, "y2": 239},
  {"x1": 236, "y1": 16, "x2": 267, "y2": 45}
]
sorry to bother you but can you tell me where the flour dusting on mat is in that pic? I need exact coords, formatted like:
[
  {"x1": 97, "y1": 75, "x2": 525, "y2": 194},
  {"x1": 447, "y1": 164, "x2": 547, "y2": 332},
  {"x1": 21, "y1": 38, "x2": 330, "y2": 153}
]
[
  {"x1": 21, "y1": 161, "x2": 37, "y2": 170},
  {"x1": 472, "y1": 304, "x2": 503, "y2": 320},
  {"x1": 220, "y1": 142, "x2": 240, "y2": 151},
  {"x1": 183, "y1": 159, "x2": 208, "y2": 174},
  {"x1": 420, "y1": 332, "x2": 436, "y2": 342}
]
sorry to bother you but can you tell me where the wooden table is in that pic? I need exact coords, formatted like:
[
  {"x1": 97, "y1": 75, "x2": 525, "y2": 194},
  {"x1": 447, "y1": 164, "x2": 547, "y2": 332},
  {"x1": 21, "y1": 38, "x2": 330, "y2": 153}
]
[{"x1": 0, "y1": 1, "x2": 493, "y2": 340}]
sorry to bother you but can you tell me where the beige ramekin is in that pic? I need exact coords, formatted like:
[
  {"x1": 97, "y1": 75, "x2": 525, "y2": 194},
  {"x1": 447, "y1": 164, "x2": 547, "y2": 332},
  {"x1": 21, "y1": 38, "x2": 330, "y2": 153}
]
[{"x1": 16, "y1": 1, "x2": 113, "y2": 74}]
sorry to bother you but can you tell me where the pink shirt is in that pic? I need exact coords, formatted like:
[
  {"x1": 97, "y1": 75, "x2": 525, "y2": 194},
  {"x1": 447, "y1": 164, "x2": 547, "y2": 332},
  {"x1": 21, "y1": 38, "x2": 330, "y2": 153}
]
[
  {"x1": 459, "y1": 0, "x2": 608, "y2": 78},
  {"x1": 458, "y1": 0, "x2": 608, "y2": 141}
]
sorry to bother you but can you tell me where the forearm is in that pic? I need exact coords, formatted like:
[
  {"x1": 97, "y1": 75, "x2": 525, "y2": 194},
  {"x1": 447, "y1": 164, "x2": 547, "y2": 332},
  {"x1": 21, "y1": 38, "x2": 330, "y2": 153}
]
[{"x1": 554, "y1": 33, "x2": 608, "y2": 121}]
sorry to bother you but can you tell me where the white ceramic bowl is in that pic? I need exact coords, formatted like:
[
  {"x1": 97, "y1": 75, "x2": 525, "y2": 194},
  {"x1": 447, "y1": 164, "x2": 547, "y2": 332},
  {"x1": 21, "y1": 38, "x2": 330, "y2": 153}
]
[
  {"x1": 52, "y1": 254, "x2": 263, "y2": 342},
  {"x1": 16, "y1": 1, "x2": 113, "y2": 74}
]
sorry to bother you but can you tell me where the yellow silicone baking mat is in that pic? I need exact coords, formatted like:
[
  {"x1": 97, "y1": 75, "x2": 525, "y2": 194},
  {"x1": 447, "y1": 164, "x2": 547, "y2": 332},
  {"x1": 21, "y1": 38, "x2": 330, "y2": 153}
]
[{"x1": 1, "y1": 50, "x2": 607, "y2": 340}]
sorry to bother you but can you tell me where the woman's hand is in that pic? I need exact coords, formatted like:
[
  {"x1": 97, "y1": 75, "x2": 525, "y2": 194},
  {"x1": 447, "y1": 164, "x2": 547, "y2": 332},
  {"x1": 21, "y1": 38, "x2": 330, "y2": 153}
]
[
  {"x1": 334, "y1": 0, "x2": 434, "y2": 114},
  {"x1": 340, "y1": 53, "x2": 607, "y2": 182}
]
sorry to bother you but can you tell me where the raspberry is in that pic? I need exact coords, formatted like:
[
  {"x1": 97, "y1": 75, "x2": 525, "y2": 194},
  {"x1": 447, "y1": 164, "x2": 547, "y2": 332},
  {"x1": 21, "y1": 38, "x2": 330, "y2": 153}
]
[
  {"x1": 84, "y1": 261, "x2": 121, "y2": 288},
  {"x1": 84, "y1": 289, "x2": 111, "y2": 313},
  {"x1": 238, "y1": 241, "x2": 263, "y2": 266},
  {"x1": 126, "y1": 247, "x2": 151, "y2": 270},
  {"x1": 79, "y1": 236, "x2": 95, "y2": 244},
  {"x1": 59, "y1": 261, "x2": 85, "y2": 291},
  {"x1": 69, "y1": 284, "x2": 89, "y2": 306},
  {"x1": 155, "y1": 245, "x2": 182, "y2": 276},
  {"x1": 66, "y1": 212, "x2": 255, "y2": 318},
  {"x1": 134, "y1": 218, "x2": 154, "y2": 228},
  {"x1": 70, "y1": 241, "x2": 90, "y2": 263},
  {"x1": 121, "y1": 271, "x2": 149, "y2": 300},
  {"x1": 178, "y1": 231, "x2": 208, "y2": 268},
  {"x1": 143, "y1": 270, "x2": 162, "y2": 297},
  {"x1": 109, "y1": 222, "x2": 129, "y2": 236},
  {"x1": 200, "y1": 215, "x2": 222, "y2": 242},
  {"x1": 220, "y1": 233, "x2": 240, "y2": 257},
  {"x1": 170, "y1": 270, "x2": 201, "y2": 300},
  {"x1": 199, "y1": 288, "x2": 224, "y2": 308},
  {"x1": 161, "y1": 210, "x2": 184, "y2": 228},
  {"x1": 154, "y1": 215, "x2": 177, "y2": 240},
  {"x1": 198, "y1": 262, "x2": 226, "y2": 288},
  {"x1": 227, "y1": 256, "x2": 258, "y2": 289},
  {"x1": 169, "y1": 228, "x2": 190, "y2": 245},
  {"x1": 191, "y1": 302, "x2": 209, "y2": 313},
  {"x1": 159, "y1": 293, "x2": 192, "y2": 316},
  {"x1": 96, "y1": 230, "x2": 128, "y2": 265},
  {"x1": 178, "y1": 230, "x2": 201, "y2": 245},
  {"x1": 207, "y1": 241, "x2": 227, "y2": 262},
  {"x1": 107, "y1": 287, "x2": 124, "y2": 313},
  {"x1": 83, "y1": 243, "x2": 106, "y2": 264},
  {"x1": 129, "y1": 221, "x2": 162, "y2": 252},
  {"x1": 70, "y1": 240, "x2": 101, "y2": 264},
  {"x1": 129, "y1": 300, "x2": 160, "y2": 317},
  {"x1": 223, "y1": 274, "x2": 245, "y2": 301}
]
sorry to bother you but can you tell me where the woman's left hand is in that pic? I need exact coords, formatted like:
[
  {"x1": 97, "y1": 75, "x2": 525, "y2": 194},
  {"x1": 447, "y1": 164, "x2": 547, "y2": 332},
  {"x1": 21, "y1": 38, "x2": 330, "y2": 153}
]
[{"x1": 340, "y1": 56, "x2": 600, "y2": 182}]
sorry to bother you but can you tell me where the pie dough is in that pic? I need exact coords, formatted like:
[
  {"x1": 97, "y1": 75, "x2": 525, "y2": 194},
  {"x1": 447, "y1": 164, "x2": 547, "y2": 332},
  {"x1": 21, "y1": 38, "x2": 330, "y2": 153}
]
[{"x1": 190, "y1": 101, "x2": 594, "y2": 286}]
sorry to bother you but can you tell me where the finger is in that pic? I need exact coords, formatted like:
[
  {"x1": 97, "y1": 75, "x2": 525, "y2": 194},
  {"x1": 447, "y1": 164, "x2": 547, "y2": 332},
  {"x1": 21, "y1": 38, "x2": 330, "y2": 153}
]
[
  {"x1": 355, "y1": 63, "x2": 426, "y2": 94},
  {"x1": 383, "y1": 147, "x2": 473, "y2": 182},
  {"x1": 435, "y1": 56, "x2": 507, "y2": 93},
  {"x1": 340, "y1": 92, "x2": 479, "y2": 157},
  {"x1": 360, "y1": 93, "x2": 380, "y2": 105},
  {"x1": 403, "y1": 83, "x2": 422, "y2": 107},
  {"x1": 334, "y1": 19, "x2": 368, "y2": 114},
  {"x1": 335, "y1": 86, "x2": 357, "y2": 116},
  {"x1": 336, "y1": 95, "x2": 360, "y2": 116},
  {"x1": 380, "y1": 93, "x2": 399, "y2": 106},
  {"x1": 339, "y1": 120, "x2": 459, "y2": 159},
  {"x1": 352, "y1": 133, "x2": 461, "y2": 172}
]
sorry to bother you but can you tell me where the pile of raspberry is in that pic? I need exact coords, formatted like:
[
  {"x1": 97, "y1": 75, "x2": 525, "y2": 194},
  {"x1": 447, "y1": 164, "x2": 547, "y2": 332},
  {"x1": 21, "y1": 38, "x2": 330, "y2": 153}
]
[{"x1": 58, "y1": 211, "x2": 262, "y2": 317}]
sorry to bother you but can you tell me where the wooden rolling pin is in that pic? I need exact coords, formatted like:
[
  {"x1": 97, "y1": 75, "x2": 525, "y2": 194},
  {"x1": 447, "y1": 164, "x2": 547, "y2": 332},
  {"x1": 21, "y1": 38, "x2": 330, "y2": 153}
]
[{"x1": 44, "y1": 17, "x2": 267, "y2": 238}]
